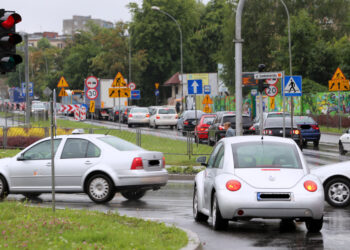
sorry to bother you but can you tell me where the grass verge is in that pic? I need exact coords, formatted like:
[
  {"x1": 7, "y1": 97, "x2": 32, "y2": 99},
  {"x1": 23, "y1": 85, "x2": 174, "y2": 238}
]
[
  {"x1": 0, "y1": 202, "x2": 187, "y2": 249},
  {"x1": 319, "y1": 125, "x2": 343, "y2": 134}
]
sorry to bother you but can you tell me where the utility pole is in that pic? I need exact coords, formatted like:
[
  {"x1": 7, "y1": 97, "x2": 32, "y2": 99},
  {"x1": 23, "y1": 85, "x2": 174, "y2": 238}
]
[{"x1": 24, "y1": 33, "x2": 30, "y2": 125}]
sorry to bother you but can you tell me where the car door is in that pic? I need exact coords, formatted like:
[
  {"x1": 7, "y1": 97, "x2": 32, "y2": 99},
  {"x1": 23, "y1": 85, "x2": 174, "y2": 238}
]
[
  {"x1": 55, "y1": 138, "x2": 101, "y2": 190},
  {"x1": 342, "y1": 129, "x2": 350, "y2": 151},
  {"x1": 204, "y1": 143, "x2": 223, "y2": 210},
  {"x1": 9, "y1": 139, "x2": 62, "y2": 191}
]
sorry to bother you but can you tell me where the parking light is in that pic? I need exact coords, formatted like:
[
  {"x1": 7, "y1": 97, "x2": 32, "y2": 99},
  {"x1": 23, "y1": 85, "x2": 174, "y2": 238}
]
[
  {"x1": 304, "y1": 180, "x2": 317, "y2": 192},
  {"x1": 226, "y1": 180, "x2": 241, "y2": 191}
]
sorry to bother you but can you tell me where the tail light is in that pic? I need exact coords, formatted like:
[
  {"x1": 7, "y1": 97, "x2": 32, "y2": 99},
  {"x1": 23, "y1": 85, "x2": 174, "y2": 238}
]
[
  {"x1": 249, "y1": 125, "x2": 256, "y2": 131},
  {"x1": 218, "y1": 125, "x2": 225, "y2": 130},
  {"x1": 162, "y1": 156, "x2": 166, "y2": 168},
  {"x1": 175, "y1": 115, "x2": 178, "y2": 119},
  {"x1": 129, "y1": 114, "x2": 133, "y2": 118},
  {"x1": 226, "y1": 180, "x2": 241, "y2": 191},
  {"x1": 290, "y1": 129, "x2": 300, "y2": 135},
  {"x1": 146, "y1": 114, "x2": 150, "y2": 117},
  {"x1": 184, "y1": 120, "x2": 189, "y2": 125},
  {"x1": 200, "y1": 127, "x2": 206, "y2": 131},
  {"x1": 263, "y1": 129, "x2": 272, "y2": 135},
  {"x1": 115, "y1": 111, "x2": 119, "y2": 115},
  {"x1": 156, "y1": 115, "x2": 160, "y2": 119},
  {"x1": 304, "y1": 180, "x2": 317, "y2": 192},
  {"x1": 311, "y1": 125, "x2": 319, "y2": 130},
  {"x1": 131, "y1": 157, "x2": 143, "y2": 170},
  {"x1": 124, "y1": 110, "x2": 127, "y2": 115}
]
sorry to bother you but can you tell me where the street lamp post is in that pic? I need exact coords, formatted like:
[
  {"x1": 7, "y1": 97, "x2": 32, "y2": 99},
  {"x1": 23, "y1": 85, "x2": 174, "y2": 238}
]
[{"x1": 151, "y1": 6, "x2": 183, "y2": 111}]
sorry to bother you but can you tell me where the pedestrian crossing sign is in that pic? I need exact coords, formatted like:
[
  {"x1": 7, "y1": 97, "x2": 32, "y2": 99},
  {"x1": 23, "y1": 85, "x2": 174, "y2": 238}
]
[{"x1": 283, "y1": 76, "x2": 302, "y2": 96}]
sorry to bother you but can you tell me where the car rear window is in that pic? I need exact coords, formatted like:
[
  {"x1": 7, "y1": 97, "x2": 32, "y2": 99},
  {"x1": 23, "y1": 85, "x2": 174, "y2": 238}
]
[
  {"x1": 267, "y1": 113, "x2": 291, "y2": 118},
  {"x1": 158, "y1": 108, "x2": 176, "y2": 114},
  {"x1": 184, "y1": 111, "x2": 204, "y2": 119},
  {"x1": 131, "y1": 108, "x2": 148, "y2": 113},
  {"x1": 98, "y1": 136, "x2": 144, "y2": 151},
  {"x1": 294, "y1": 116, "x2": 315, "y2": 123},
  {"x1": 231, "y1": 141, "x2": 302, "y2": 169},
  {"x1": 202, "y1": 117, "x2": 215, "y2": 124},
  {"x1": 223, "y1": 116, "x2": 251, "y2": 124}
]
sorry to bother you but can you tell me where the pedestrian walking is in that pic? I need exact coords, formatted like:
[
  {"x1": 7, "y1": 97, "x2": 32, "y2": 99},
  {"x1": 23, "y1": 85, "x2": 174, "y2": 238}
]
[
  {"x1": 224, "y1": 122, "x2": 235, "y2": 137},
  {"x1": 176, "y1": 102, "x2": 181, "y2": 113}
]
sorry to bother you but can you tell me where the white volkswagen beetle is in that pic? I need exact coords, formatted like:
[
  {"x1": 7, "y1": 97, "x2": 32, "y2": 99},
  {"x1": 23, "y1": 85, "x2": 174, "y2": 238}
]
[
  {"x1": 193, "y1": 136, "x2": 324, "y2": 232},
  {"x1": 0, "y1": 133, "x2": 168, "y2": 203}
]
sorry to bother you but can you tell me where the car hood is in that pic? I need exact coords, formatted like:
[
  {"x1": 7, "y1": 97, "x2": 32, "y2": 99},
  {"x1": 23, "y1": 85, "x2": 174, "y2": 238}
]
[
  {"x1": 235, "y1": 168, "x2": 305, "y2": 189},
  {"x1": 311, "y1": 161, "x2": 350, "y2": 181},
  {"x1": 0, "y1": 157, "x2": 12, "y2": 167}
]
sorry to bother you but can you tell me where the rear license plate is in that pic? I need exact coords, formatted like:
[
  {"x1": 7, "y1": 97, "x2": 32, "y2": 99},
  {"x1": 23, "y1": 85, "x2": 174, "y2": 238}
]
[{"x1": 257, "y1": 192, "x2": 291, "y2": 201}]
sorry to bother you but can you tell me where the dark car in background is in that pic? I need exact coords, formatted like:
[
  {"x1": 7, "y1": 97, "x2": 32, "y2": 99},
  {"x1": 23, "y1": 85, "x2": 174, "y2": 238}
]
[
  {"x1": 177, "y1": 110, "x2": 204, "y2": 136},
  {"x1": 294, "y1": 116, "x2": 321, "y2": 147},
  {"x1": 263, "y1": 117, "x2": 303, "y2": 149},
  {"x1": 120, "y1": 106, "x2": 137, "y2": 124},
  {"x1": 207, "y1": 112, "x2": 252, "y2": 145},
  {"x1": 108, "y1": 106, "x2": 122, "y2": 122},
  {"x1": 194, "y1": 114, "x2": 217, "y2": 143}
]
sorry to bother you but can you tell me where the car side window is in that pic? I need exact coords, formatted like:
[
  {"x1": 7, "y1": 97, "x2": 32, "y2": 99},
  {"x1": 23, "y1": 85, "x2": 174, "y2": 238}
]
[
  {"x1": 23, "y1": 139, "x2": 62, "y2": 160},
  {"x1": 207, "y1": 143, "x2": 223, "y2": 168},
  {"x1": 213, "y1": 146, "x2": 224, "y2": 169},
  {"x1": 61, "y1": 138, "x2": 100, "y2": 159}
]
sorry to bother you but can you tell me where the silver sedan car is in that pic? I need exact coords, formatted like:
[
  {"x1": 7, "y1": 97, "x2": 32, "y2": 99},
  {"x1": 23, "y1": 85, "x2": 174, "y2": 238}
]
[
  {"x1": 128, "y1": 107, "x2": 150, "y2": 127},
  {"x1": 193, "y1": 136, "x2": 324, "y2": 232},
  {"x1": 0, "y1": 133, "x2": 168, "y2": 203}
]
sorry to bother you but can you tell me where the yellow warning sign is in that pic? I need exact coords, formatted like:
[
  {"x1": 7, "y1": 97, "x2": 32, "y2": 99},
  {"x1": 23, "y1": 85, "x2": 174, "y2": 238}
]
[
  {"x1": 155, "y1": 83, "x2": 159, "y2": 89},
  {"x1": 269, "y1": 97, "x2": 275, "y2": 110},
  {"x1": 109, "y1": 88, "x2": 131, "y2": 98},
  {"x1": 89, "y1": 101, "x2": 95, "y2": 113},
  {"x1": 57, "y1": 76, "x2": 69, "y2": 88},
  {"x1": 58, "y1": 88, "x2": 68, "y2": 97},
  {"x1": 202, "y1": 94, "x2": 213, "y2": 105},
  {"x1": 203, "y1": 104, "x2": 212, "y2": 113},
  {"x1": 329, "y1": 68, "x2": 350, "y2": 91},
  {"x1": 112, "y1": 72, "x2": 127, "y2": 87}
]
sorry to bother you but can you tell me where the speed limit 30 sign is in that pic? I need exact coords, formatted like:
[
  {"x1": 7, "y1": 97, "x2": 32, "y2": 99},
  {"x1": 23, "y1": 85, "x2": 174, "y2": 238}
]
[
  {"x1": 265, "y1": 85, "x2": 278, "y2": 97},
  {"x1": 86, "y1": 88, "x2": 98, "y2": 100}
]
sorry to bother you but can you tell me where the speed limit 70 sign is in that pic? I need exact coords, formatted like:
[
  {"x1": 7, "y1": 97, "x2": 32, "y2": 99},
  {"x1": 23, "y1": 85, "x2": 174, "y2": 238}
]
[
  {"x1": 86, "y1": 88, "x2": 98, "y2": 100},
  {"x1": 265, "y1": 85, "x2": 278, "y2": 97}
]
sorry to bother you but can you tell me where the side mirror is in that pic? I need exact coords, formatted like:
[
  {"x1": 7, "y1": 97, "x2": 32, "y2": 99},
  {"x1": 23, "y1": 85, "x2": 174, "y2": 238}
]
[
  {"x1": 17, "y1": 154, "x2": 26, "y2": 161},
  {"x1": 196, "y1": 156, "x2": 207, "y2": 166}
]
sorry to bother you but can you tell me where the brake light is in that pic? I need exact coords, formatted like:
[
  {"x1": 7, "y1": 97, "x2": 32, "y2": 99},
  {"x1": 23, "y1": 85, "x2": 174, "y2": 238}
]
[
  {"x1": 124, "y1": 111, "x2": 127, "y2": 115},
  {"x1": 226, "y1": 180, "x2": 241, "y2": 191},
  {"x1": 304, "y1": 180, "x2": 317, "y2": 192},
  {"x1": 146, "y1": 114, "x2": 150, "y2": 117},
  {"x1": 249, "y1": 125, "x2": 255, "y2": 131},
  {"x1": 184, "y1": 121, "x2": 189, "y2": 125},
  {"x1": 311, "y1": 125, "x2": 319, "y2": 130},
  {"x1": 263, "y1": 129, "x2": 272, "y2": 135},
  {"x1": 162, "y1": 156, "x2": 166, "y2": 168},
  {"x1": 175, "y1": 115, "x2": 178, "y2": 119},
  {"x1": 290, "y1": 129, "x2": 300, "y2": 135},
  {"x1": 156, "y1": 115, "x2": 160, "y2": 119},
  {"x1": 115, "y1": 111, "x2": 119, "y2": 115},
  {"x1": 218, "y1": 125, "x2": 224, "y2": 130},
  {"x1": 129, "y1": 114, "x2": 133, "y2": 118},
  {"x1": 131, "y1": 157, "x2": 143, "y2": 170},
  {"x1": 200, "y1": 127, "x2": 206, "y2": 131}
]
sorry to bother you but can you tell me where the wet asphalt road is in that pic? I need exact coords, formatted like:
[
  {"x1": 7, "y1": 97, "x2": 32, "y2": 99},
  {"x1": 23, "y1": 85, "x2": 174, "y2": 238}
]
[{"x1": 8, "y1": 143, "x2": 350, "y2": 249}]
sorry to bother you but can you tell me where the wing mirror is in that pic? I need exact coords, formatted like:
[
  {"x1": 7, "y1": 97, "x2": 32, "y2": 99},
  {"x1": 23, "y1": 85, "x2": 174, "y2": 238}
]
[
  {"x1": 196, "y1": 156, "x2": 207, "y2": 167},
  {"x1": 17, "y1": 154, "x2": 26, "y2": 161}
]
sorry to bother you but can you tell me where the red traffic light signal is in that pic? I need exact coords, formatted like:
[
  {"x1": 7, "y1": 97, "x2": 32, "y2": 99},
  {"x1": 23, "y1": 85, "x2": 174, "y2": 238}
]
[{"x1": 0, "y1": 12, "x2": 21, "y2": 29}]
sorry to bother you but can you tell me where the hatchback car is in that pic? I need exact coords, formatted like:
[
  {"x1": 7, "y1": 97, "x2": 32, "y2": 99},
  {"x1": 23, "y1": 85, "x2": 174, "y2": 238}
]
[
  {"x1": 194, "y1": 114, "x2": 216, "y2": 143},
  {"x1": 128, "y1": 107, "x2": 150, "y2": 127},
  {"x1": 177, "y1": 110, "x2": 204, "y2": 135},
  {"x1": 294, "y1": 116, "x2": 320, "y2": 147},
  {"x1": 149, "y1": 107, "x2": 178, "y2": 129},
  {"x1": 193, "y1": 136, "x2": 324, "y2": 232},
  {"x1": 0, "y1": 133, "x2": 168, "y2": 203}
]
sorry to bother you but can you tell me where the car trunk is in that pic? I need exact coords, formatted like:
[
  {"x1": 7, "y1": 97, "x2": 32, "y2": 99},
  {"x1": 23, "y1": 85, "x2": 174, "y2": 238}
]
[
  {"x1": 269, "y1": 127, "x2": 293, "y2": 137},
  {"x1": 138, "y1": 151, "x2": 164, "y2": 171},
  {"x1": 234, "y1": 168, "x2": 305, "y2": 189}
]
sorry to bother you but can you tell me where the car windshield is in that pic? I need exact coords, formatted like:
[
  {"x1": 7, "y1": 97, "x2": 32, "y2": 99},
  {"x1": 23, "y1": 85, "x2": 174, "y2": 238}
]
[
  {"x1": 98, "y1": 136, "x2": 143, "y2": 151},
  {"x1": 264, "y1": 118, "x2": 297, "y2": 128},
  {"x1": 202, "y1": 116, "x2": 215, "y2": 124},
  {"x1": 232, "y1": 141, "x2": 302, "y2": 169},
  {"x1": 131, "y1": 108, "x2": 148, "y2": 113},
  {"x1": 294, "y1": 116, "x2": 315, "y2": 123},
  {"x1": 158, "y1": 108, "x2": 176, "y2": 114}
]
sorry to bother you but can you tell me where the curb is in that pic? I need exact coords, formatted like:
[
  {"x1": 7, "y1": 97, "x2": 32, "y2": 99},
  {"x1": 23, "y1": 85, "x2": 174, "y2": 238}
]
[
  {"x1": 179, "y1": 226, "x2": 202, "y2": 250},
  {"x1": 169, "y1": 174, "x2": 196, "y2": 181}
]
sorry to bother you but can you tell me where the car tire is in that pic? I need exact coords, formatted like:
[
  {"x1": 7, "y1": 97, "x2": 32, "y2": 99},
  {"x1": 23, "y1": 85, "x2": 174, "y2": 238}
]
[
  {"x1": 154, "y1": 125, "x2": 158, "y2": 129},
  {"x1": 302, "y1": 140, "x2": 307, "y2": 146},
  {"x1": 128, "y1": 124, "x2": 131, "y2": 128},
  {"x1": 313, "y1": 140, "x2": 319, "y2": 147},
  {"x1": 171, "y1": 126, "x2": 174, "y2": 130},
  {"x1": 23, "y1": 193, "x2": 42, "y2": 199},
  {"x1": 182, "y1": 131, "x2": 187, "y2": 136},
  {"x1": 305, "y1": 216, "x2": 323, "y2": 233},
  {"x1": 0, "y1": 176, "x2": 8, "y2": 200},
  {"x1": 324, "y1": 177, "x2": 350, "y2": 208},
  {"x1": 121, "y1": 190, "x2": 146, "y2": 200},
  {"x1": 215, "y1": 134, "x2": 221, "y2": 143},
  {"x1": 339, "y1": 141, "x2": 347, "y2": 155},
  {"x1": 193, "y1": 187, "x2": 208, "y2": 222},
  {"x1": 87, "y1": 174, "x2": 115, "y2": 204},
  {"x1": 212, "y1": 193, "x2": 228, "y2": 230}
]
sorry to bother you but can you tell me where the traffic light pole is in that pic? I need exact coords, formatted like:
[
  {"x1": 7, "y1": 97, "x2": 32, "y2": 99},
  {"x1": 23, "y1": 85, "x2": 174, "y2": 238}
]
[
  {"x1": 259, "y1": 88, "x2": 263, "y2": 136},
  {"x1": 24, "y1": 33, "x2": 30, "y2": 125}
]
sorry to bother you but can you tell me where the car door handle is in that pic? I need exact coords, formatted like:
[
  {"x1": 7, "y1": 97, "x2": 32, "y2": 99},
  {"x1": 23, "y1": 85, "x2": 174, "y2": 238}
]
[{"x1": 85, "y1": 161, "x2": 93, "y2": 165}]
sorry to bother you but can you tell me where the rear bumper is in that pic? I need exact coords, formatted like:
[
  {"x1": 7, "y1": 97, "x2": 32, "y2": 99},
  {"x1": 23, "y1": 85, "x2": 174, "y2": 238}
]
[
  {"x1": 155, "y1": 120, "x2": 177, "y2": 126},
  {"x1": 116, "y1": 169, "x2": 168, "y2": 187},
  {"x1": 301, "y1": 133, "x2": 320, "y2": 141},
  {"x1": 128, "y1": 118, "x2": 150, "y2": 124}
]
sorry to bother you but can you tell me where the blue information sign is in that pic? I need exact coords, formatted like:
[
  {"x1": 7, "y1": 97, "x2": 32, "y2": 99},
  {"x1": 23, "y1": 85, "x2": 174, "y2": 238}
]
[
  {"x1": 155, "y1": 89, "x2": 160, "y2": 96},
  {"x1": 21, "y1": 82, "x2": 34, "y2": 97},
  {"x1": 204, "y1": 85, "x2": 211, "y2": 94},
  {"x1": 188, "y1": 79, "x2": 203, "y2": 94},
  {"x1": 131, "y1": 90, "x2": 141, "y2": 100}
]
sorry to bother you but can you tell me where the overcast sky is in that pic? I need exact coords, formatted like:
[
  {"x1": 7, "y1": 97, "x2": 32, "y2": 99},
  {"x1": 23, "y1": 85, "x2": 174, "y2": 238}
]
[{"x1": 1, "y1": 0, "x2": 144, "y2": 34}]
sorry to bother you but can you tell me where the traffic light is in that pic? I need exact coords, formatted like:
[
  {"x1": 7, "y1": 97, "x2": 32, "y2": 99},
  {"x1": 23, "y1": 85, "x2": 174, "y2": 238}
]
[
  {"x1": 0, "y1": 9, "x2": 22, "y2": 73},
  {"x1": 257, "y1": 64, "x2": 269, "y2": 93}
]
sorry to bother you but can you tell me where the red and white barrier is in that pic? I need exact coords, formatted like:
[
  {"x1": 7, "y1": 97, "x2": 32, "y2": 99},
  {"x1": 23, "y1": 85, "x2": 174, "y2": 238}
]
[
  {"x1": 73, "y1": 106, "x2": 86, "y2": 121},
  {"x1": 60, "y1": 104, "x2": 81, "y2": 113}
]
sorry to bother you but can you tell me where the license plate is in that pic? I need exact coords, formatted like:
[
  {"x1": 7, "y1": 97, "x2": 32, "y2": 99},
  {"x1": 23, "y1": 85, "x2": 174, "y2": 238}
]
[{"x1": 136, "y1": 115, "x2": 143, "y2": 118}]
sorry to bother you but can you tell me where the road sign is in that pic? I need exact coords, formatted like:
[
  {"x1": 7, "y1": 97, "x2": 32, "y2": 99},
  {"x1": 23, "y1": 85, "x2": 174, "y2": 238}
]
[
  {"x1": 85, "y1": 76, "x2": 98, "y2": 89},
  {"x1": 89, "y1": 100, "x2": 95, "y2": 113},
  {"x1": 204, "y1": 85, "x2": 211, "y2": 94},
  {"x1": 254, "y1": 72, "x2": 283, "y2": 80},
  {"x1": 58, "y1": 88, "x2": 68, "y2": 97},
  {"x1": 128, "y1": 82, "x2": 136, "y2": 90},
  {"x1": 155, "y1": 89, "x2": 159, "y2": 96},
  {"x1": 43, "y1": 87, "x2": 52, "y2": 97},
  {"x1": 329, "y1": 68, "x2": 350, "y2": 91},
  {"x1": 112, "y1": 72, "x2": 127, "y2": 87},
  {"x1": 265, "y1": 78, "x2": 278, "y2": 85},
  {"x1": 188, "y1": 79, "x2": 203, "y2": 94},
  {"x1": 86, "y1": 88, "x2": 98, "y2": 100},
  {"x1": 131, "y1": 90, "x2": 141, "y2": 100},
  {"x1": 109, "y1": 88, "x2": 131, "y2": 98},
  {"x1": 265, "y1": 85, "x2": 278, "y2": 97},
  {"x1": 155, "y1": 83, "x2": 159, "y2": 89},
  {"x1": 202, "y1": 94, "x2": 213, "y2": 104},
  {"x1": 283, "y1": 76, "x2": 302, "y2": 96},
  {"x1": 21, "y1": 82, "x2": 33, "y2": 97},
  {"x1": 251, "y1": 89, "x2": 258, "y2": 96},
  {"x1": 203, "y1": 104, "x2": 212, "y2": 113},
  {"x1": 57, "y1": 76, "x2": 69, "y2": 87},
  {"x1": 243, "y1": 72, "x2": 259, "y2": 86}
]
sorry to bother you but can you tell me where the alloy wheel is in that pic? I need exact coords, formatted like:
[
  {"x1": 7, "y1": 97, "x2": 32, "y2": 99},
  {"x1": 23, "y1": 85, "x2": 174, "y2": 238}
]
[
  {"x1": 329, "y1": 182, "x2": 350, "y2": 204},
  {"x1": 89, "y1": 177, "x2": 110, "y2": 200}
]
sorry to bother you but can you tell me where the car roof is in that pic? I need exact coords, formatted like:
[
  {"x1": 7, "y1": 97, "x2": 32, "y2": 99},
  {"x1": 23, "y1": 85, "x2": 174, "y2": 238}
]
[
  {"x1": 221, "y1": 135, "x2": 297, "y2": 145},
  {"x1": 46, "y1": 134, "x2": 109, "y2": 140}
]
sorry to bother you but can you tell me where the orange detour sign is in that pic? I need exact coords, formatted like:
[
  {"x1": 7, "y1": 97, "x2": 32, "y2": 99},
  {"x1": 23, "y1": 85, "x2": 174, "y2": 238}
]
[{"x1": 329, "y1": 68, "x2": 350, "y2": 91}]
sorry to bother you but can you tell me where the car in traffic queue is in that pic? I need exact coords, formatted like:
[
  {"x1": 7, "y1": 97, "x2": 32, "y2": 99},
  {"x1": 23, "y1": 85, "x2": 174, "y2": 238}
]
[
  {"x1": 263, "y1": 117, "x2": 303, "y2": 149},
  {"x1": 121, "y1": 106, "x2": 137, "y2": 124},
  {"x1": 249, "y1": 112, "x2": 291, "y2": 135},
  {"x1": 294, "y1": 116, "x2": 321, "y2": 147},
  {"x1": 108, "y1": 106, "x2": 123, "y2": 122},
  {"x1": 0, "y1": 132, "x2": 168, "y2": 203},
  {"x1": 177, "y1": 110, "x2": 205, "y2": 136},
  {"x1": 207, "y1": 112, "x2": 252, "y2": 146},
  {"x1": 194, "y1": 114, "x2": 217, "y2": 143},
  {"x1": 193, "y1": 136, "x2": 324, "y2": 232},
  {"x1": 127, "y1": 107, "x2": 150, "y2": 127},
  {"x1": 149, "y1": 106, "x2": 178, "y2": 129},
  {"x1": 338, "y1": 128, "x2": 350, "y2": 155}
]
